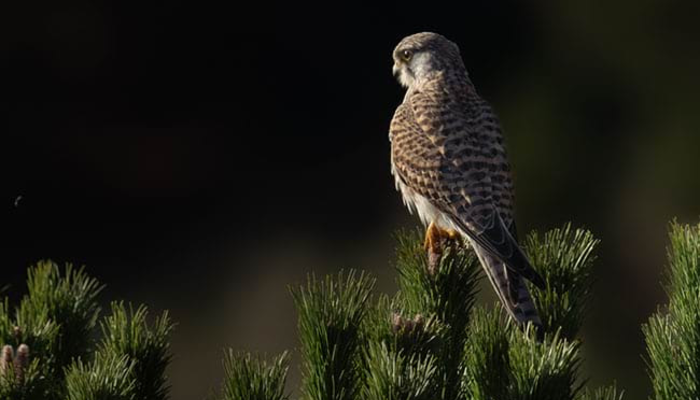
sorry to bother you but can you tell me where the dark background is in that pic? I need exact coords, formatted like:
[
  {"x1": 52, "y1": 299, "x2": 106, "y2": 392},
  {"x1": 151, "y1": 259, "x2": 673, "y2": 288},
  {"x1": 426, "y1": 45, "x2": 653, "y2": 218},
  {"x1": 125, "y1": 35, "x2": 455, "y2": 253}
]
[{"x1": 3, "y1": 1, "x2": 700, "y2": 398}]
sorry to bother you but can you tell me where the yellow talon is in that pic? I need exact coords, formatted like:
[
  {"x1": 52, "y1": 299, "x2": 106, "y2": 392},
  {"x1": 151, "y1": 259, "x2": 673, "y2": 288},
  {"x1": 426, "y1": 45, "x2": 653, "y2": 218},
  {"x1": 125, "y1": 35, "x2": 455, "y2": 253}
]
[
  {"x1": 424, "y1": 221, "x2": 442, "y2": 253},
  {"x1": 445, "y1": 228, "x2": 460, "y2": 241},
  {"x1": 424, "y1": 223, "x2": 462, "y2": 255}
]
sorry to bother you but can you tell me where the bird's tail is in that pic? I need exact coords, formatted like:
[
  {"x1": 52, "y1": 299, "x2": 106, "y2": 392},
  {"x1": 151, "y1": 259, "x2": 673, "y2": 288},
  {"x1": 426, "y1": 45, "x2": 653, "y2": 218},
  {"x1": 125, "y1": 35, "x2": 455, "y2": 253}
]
[{"x1": 471, "y1": 241, "x2": 542, "y2": 330}]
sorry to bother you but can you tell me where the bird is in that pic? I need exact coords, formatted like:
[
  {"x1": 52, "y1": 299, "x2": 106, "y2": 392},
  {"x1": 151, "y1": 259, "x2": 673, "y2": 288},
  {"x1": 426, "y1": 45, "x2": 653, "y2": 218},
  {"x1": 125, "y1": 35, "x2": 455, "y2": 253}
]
[{"x1": 388, "y1": 32, "x2": 545, "y2": 329}]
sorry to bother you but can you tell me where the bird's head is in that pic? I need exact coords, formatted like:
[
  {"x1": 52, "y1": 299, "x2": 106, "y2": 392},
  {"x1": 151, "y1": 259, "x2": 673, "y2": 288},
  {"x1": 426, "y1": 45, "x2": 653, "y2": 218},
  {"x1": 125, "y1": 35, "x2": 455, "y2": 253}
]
[{"x1": 392, "y1": 32, "x2": 464, "y2": 88}]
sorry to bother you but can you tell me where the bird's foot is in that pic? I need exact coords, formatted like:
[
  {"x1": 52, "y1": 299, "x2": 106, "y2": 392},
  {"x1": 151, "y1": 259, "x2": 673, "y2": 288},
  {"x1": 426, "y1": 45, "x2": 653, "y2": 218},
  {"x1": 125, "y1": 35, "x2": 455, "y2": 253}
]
[
  {"x1": 444, "y1": 228, "x2": 460, "y2": 241},
  {"x1": 423, "y1": 222, "x2": 461, "y2": 252},
  {"x1": 423, "y1": 221, "x2": 441, "y2": 254},
  {"x1": 424, "y1": 222, "x2": 462, "y2": 274}
]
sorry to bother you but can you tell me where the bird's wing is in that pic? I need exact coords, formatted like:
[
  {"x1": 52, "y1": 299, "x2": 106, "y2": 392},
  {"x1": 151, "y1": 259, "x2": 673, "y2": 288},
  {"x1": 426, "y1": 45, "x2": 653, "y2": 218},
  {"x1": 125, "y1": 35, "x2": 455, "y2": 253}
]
[{"x1": 391, "y1": 87, "x2": 544, "y2": 289}]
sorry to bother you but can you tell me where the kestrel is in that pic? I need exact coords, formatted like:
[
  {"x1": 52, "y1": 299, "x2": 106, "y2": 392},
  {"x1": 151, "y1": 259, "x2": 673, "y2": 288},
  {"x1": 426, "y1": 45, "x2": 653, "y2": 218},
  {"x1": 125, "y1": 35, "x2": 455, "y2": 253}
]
[{"x1": 389, "y1": 32, "x2": 545, "y2": 329}]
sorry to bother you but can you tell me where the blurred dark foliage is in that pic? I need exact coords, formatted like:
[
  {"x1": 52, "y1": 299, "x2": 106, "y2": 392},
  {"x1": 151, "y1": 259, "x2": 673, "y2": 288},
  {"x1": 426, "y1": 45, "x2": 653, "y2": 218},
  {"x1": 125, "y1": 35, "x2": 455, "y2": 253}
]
[{"x1": 2, "y1": 1, "x2": 700, "y2": 398}]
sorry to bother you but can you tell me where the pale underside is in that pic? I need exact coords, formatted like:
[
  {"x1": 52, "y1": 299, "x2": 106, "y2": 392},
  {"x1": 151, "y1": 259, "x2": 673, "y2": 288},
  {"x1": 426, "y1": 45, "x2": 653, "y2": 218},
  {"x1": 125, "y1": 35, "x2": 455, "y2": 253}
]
[{"x1": 392, "y1": 171, "x2": 462, "y2": 233}]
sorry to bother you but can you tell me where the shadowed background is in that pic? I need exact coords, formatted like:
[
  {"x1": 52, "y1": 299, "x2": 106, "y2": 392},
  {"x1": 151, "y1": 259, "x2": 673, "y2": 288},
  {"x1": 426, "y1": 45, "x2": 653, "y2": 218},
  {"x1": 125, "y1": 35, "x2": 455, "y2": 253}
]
[{"x1": 3, "y1": 1, "x2": 700, "y2": 399}]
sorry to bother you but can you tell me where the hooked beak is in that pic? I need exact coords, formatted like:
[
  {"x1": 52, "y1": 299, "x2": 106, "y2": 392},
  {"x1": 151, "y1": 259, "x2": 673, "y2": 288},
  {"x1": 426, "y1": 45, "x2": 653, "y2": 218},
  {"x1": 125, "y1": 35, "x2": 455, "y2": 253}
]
[{"x1": 392, "y1": 63, "x2": 400, "y2": 79}]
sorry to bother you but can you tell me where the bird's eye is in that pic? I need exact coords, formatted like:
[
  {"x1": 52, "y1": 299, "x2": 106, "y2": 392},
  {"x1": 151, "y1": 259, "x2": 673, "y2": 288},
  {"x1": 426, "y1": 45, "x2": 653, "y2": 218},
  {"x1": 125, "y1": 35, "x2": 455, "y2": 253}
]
[{"x1": 401, "y1": 49, "x2": 412, "y2": 61}]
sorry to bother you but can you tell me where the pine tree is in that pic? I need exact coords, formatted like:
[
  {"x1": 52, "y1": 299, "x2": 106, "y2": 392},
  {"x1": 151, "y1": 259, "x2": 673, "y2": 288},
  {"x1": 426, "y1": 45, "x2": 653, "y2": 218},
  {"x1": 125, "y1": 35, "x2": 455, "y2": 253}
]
[
  {"x1": 19, "y1": 222, "x2": 699, "y2": 399},
  {"x1": 218, "y1": 224, "x2": 622, "y2": 400}
]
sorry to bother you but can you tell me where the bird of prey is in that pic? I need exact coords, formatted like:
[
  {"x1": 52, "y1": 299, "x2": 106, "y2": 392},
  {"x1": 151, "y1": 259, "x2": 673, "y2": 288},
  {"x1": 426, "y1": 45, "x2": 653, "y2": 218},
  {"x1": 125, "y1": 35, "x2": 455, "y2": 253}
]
[{"x1": 389, "y1": 32, "x2": 545, "y2": 328}]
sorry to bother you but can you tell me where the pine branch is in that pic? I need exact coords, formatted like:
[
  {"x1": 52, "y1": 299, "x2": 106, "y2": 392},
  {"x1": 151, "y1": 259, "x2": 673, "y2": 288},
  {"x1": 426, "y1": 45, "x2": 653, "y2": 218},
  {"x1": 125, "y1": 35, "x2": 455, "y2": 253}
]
[
  {"x1": 0, "y1": 298, "x2": 58, "y2": 377},
  {"x1": 0, "y1": 262, "x2": 176, "y2": 400},
  {"x1": 577, "y1": 383, "x2": 624, "y2": 400},
  {"x1": 462, "y1": 224, "x2": 606, "y2": 400},
  {"x1": 361, "y1": 293, "x2": 443, "y2": 400},
  {"x1": 0, "y1": 344, "x2": 48, "y2": 400},
  {"x1": 64, "y1": 352, "x2": 136, "y2": 400},
  {"x1": 394, "y1": 229, "x2": 480, "y2": 400},
  {"x1": 464, "y1": 307, "x2": 585, "y2": 400},
  {"x1": 643, "y1": 221, "x2": 700, "y2": 400},
  {"x1": 507, "y1": 326, "x2": 582, "y2": 400},
  {"x1": 395, "y1": 230, "x2": 480, "y2": 326},
  {"x1": 362, "y1": 293, "x2": 443, "y2": 360},
  {"x1": 20, "y1": 262, "x2": 103, "y2": 371},
  {"x1": 524, "y1": 223, "x2": 599, "y2": 339},
  {"x1": 0, "y1": 222, "x2": 625, "y2": 400},
  {"x1": 98, "y1": 302, "x2": 174, "y2": 400},
  {"x1": 220, "y1": 351, "x2": 290, "y2": 400},
  {"x1": 11, "y1": 301, "x2": 59, "y2": 392},
  {"x1": 291, "y1": 270, "x2": 375, "y2": 400},
  {"x1": 0, "y1": 262, "x2": 102, "y2": 397},
  {"x1": 463, "y1": 307, "x2": 511, "y2": 400},
  {"x1": 362, "y1": 341, "x2": 438, "y2": 400}
]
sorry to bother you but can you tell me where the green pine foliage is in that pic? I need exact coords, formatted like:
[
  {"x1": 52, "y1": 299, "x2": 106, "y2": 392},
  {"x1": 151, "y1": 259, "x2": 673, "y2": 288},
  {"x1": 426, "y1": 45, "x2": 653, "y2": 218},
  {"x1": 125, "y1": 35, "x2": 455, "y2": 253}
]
[
  {"x1": 463, "y1": 307, "x2": 588, "y2": 400},
  {"x1": 524, "y1": 224, "x2": 599, "y2": 339},
  {"x1": 507, "y1": 327, "x2": 581, "y2": 399},
  {"x1": 220, "y1": 351, "x2": 290, "y2": 400},
  {"x1": 21, "y1": 263, "x2": 103, "y2": 372},
  {"x1": 0, "y1": 262, "x2": 104, "y2": 399},
  {"x1": 577, "y1": 384, "x2": 624, "y2": 400},
  {"x1": 462, "y1": 307, "x2": 511, "y2": 400},
  {"x1": 64, "y1": 353, "x2": 135, "y2": 400},
  {"x1": 393, "y1": 230, "x2": 480, "y2": 400},
  {"x1": 278, "y1": 224, "x2": 613, "y2": 400},
  {"x1": 290, "y1": 270, "x2": 375, "y2": 400},
  {"x1": 643, "y1": 221, "x2": 700, "y2": 400},
  {"x1": 0, "y1": 343, "x2": 46, "y2": 400},
  {"x1": 18, "y1": 220, "x2": 698, "y2": 400},
  {"x1": 362, "y1": 341, "x2": 438, "y2": 400},
  {"x1": 0, "y1": 261, "x2": 173, "y2": 400},
  {"x1": 97, "y1": 302, "x2": 174, "y2": 400}
]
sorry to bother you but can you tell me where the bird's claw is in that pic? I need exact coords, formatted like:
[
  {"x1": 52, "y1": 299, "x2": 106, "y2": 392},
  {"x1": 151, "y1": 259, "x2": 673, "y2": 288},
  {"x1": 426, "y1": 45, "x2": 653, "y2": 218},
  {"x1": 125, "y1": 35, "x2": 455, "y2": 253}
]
[{"x1": 424, "y1": 222, "x2": 462, "y2": 274}]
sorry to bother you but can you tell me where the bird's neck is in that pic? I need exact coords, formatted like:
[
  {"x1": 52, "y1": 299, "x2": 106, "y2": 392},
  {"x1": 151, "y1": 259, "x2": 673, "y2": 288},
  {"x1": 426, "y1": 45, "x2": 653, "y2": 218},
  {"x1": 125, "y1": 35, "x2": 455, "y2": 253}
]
[{"x1": 411, "y1": 71, "x2": 477, "y2": 99}]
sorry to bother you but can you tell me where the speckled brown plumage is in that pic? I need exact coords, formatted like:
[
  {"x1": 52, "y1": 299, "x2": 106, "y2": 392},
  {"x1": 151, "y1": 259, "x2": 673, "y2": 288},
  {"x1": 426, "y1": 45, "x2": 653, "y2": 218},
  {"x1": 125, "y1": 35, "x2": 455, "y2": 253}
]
[{"x1": 389, "y1": 32, "x2": 544, "y2": 328}]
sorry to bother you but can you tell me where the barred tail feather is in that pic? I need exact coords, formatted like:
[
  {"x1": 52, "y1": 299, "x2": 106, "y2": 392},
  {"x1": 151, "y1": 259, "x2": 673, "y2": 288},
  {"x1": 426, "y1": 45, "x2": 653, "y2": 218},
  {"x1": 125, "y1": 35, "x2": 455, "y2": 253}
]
[{"x1": 470, "y1": 241, "x2": 542, "y2": 329}]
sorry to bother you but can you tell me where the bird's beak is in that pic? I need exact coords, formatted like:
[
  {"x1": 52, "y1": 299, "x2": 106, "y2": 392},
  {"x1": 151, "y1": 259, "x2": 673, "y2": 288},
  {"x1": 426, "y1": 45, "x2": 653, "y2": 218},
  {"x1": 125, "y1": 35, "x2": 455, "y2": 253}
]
[{"x1": 392, "y1": 63, "x2": 400, "y2": 79}]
